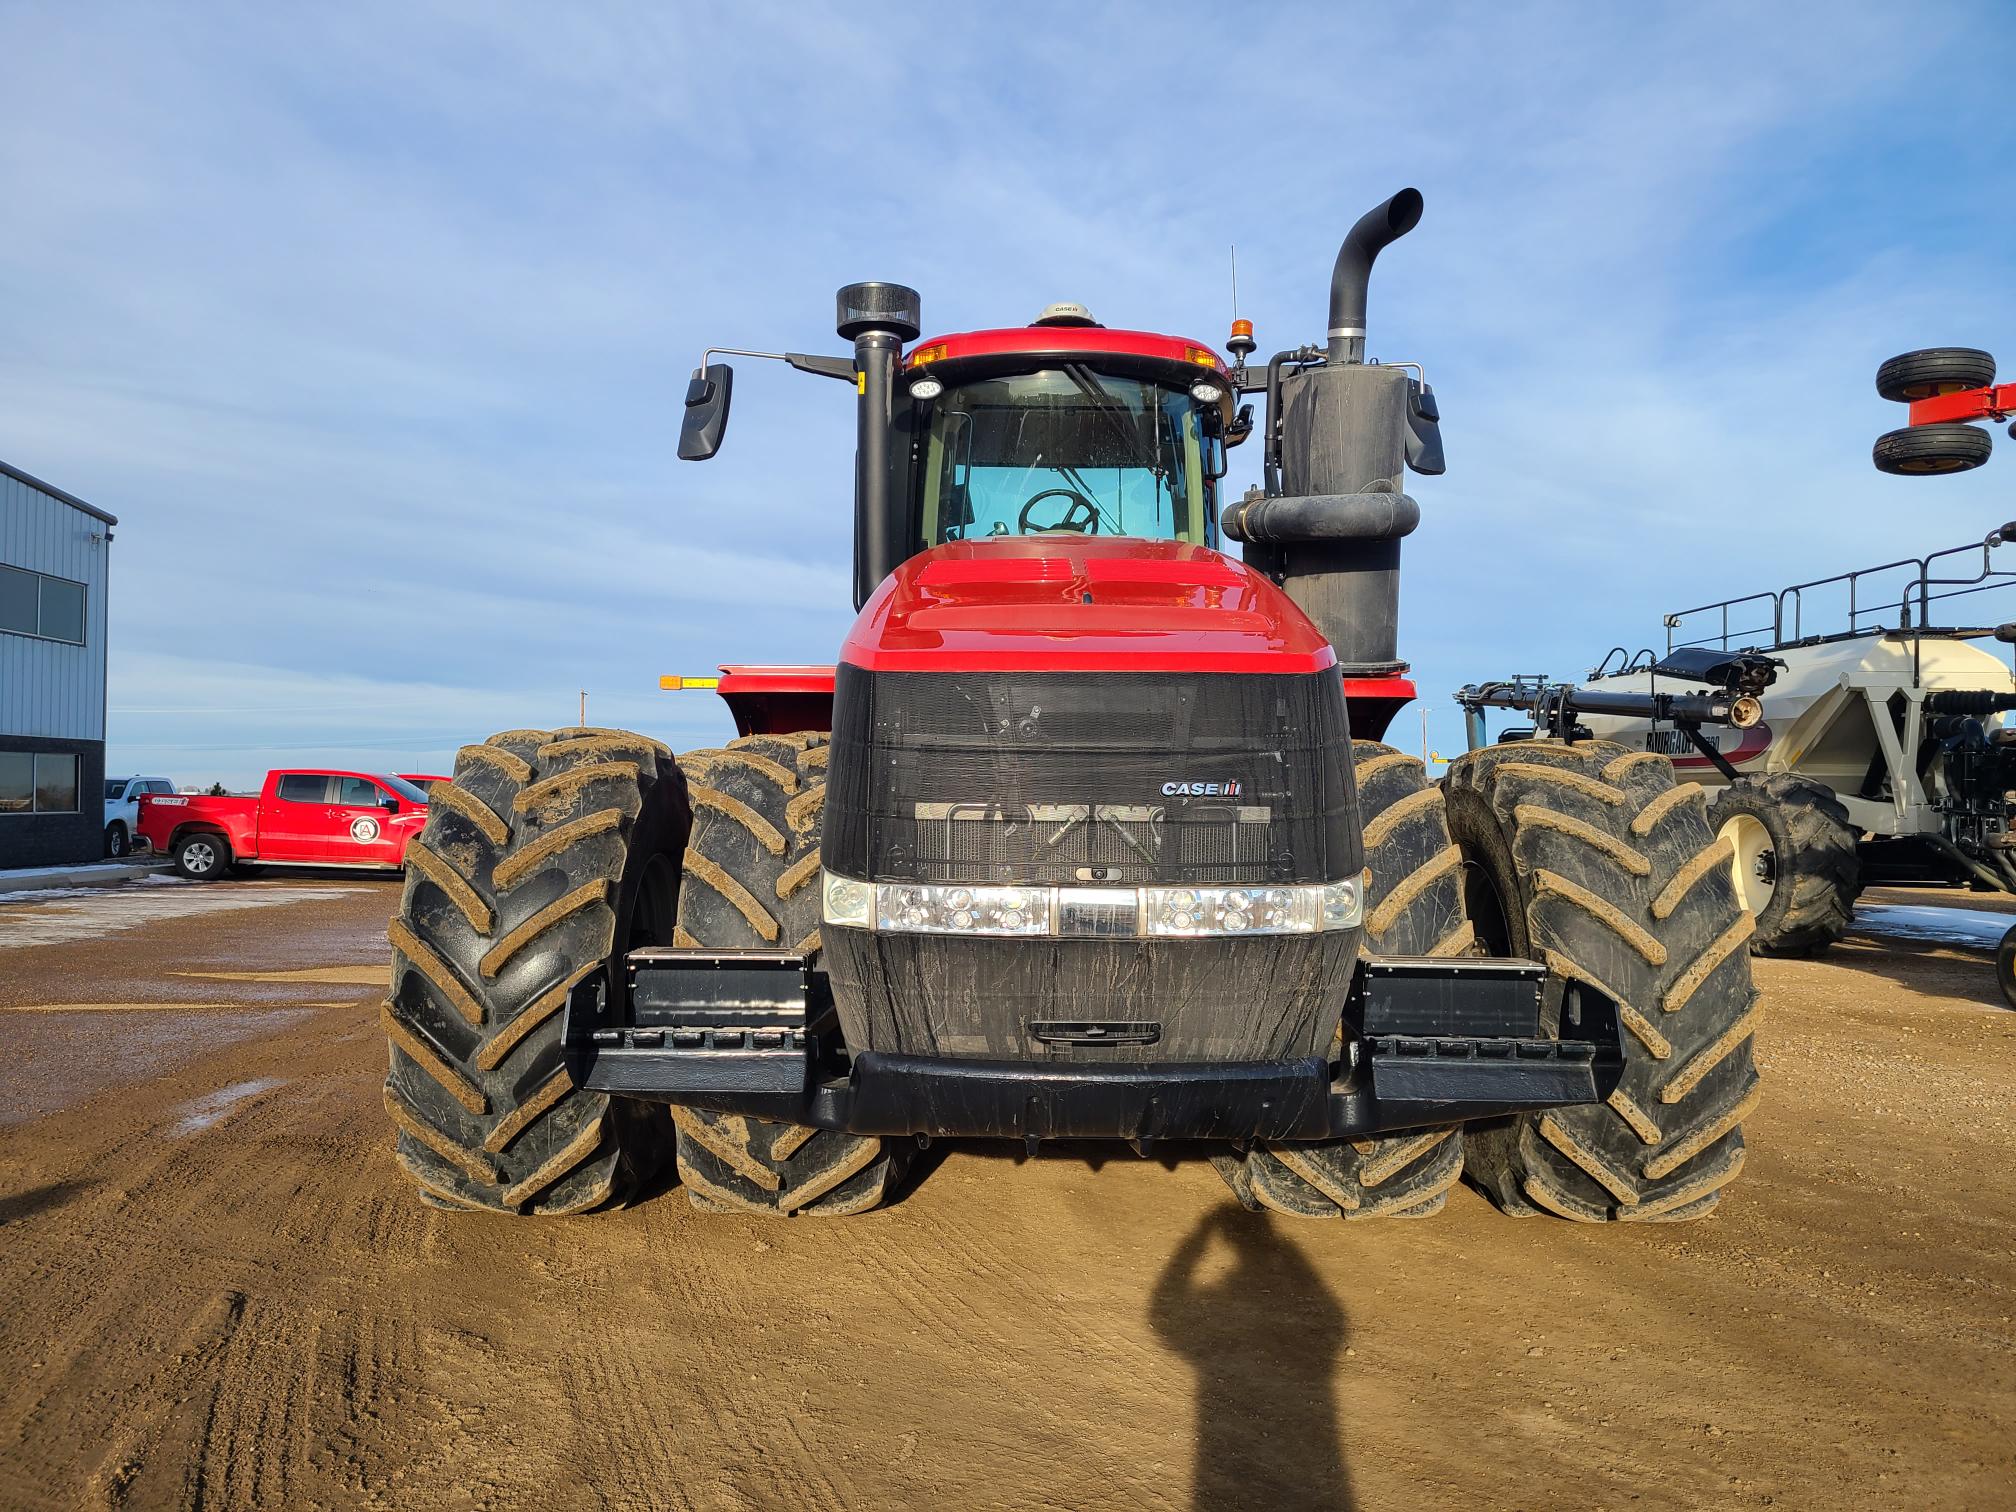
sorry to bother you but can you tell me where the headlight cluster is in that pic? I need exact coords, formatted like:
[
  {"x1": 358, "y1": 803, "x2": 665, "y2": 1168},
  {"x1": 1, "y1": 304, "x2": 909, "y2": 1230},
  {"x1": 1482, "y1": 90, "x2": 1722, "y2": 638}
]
[
  {"x1": 880, "y1": 883, "x2": 1050, "y2": 936},
  {"x1": 1142, "y1": 884, "x2": 1352, "y2": 937},
  {"x1": 823, "y1": 871, "x2": 1362, "y2": 939}
]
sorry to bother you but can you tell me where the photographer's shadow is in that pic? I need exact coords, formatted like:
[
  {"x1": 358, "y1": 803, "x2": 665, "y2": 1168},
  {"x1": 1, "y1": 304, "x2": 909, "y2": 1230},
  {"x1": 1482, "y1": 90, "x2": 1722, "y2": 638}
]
[{"x1": 1149, "y1": 1204, "x2": 1355, "y2": 1511}]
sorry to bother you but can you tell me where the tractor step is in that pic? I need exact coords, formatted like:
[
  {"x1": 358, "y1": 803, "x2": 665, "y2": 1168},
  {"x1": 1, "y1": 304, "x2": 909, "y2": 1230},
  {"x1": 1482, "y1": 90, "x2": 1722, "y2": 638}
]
[{"x1": 565, "y1": 949, "x2": 834, "y2": 1110}]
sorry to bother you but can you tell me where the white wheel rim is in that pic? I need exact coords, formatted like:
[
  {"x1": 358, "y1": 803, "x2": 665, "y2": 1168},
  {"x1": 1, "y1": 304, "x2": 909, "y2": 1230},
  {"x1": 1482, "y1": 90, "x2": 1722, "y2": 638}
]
[
  {"x1": 1720, "y1": 814, "x2": 1775, "y2": 916},
  {"x1": 186, "y1": 842, "x2": 215, "y2": 873}
]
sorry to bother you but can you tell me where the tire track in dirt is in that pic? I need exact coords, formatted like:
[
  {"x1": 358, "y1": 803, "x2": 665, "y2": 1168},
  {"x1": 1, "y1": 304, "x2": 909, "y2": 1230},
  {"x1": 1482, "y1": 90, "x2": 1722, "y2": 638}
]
[
  {"x1": 559, "y1": 1188, "x2": 858, "y2": 1512},
  {"x1": 6, "y1": 889, "x2": 2016, "y2": 1510}
]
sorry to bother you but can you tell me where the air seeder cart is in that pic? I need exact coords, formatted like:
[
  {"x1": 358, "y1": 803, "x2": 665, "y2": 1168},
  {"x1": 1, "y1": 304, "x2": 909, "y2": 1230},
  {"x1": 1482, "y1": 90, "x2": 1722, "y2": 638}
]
[
  {"x1": 1459, "y1": 345, "x2": 2016, "y2": 1002},
  {"x1": 381, "y1": 192, "x2": 1758, "y2": 1224}
]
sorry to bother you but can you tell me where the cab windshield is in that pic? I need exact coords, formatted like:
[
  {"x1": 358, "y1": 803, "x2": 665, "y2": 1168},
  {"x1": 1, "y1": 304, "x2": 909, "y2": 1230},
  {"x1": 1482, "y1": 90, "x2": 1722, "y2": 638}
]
[{"x1": 916, "y1": 369, "x2": 1213, "y2": 547}]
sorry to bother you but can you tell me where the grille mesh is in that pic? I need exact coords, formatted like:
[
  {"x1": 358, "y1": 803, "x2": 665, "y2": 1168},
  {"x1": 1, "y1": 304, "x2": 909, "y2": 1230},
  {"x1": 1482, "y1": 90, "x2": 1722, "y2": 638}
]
[{"x1": 825, "y1": 666, "x2": 1355, "y2": 885}]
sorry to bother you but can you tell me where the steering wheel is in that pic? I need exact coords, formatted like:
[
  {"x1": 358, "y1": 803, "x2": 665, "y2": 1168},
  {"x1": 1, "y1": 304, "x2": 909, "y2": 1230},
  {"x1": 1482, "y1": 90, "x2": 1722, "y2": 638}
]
[{"x1": 1017, "y1": 488, "x2": 1102, "y2": 535}]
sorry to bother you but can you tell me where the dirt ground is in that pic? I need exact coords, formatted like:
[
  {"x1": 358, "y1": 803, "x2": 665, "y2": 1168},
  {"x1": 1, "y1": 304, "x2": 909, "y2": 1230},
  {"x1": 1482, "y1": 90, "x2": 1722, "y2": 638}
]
[{"x1": 1, "y1": 876, "x2": 2012, "y2": 1511}]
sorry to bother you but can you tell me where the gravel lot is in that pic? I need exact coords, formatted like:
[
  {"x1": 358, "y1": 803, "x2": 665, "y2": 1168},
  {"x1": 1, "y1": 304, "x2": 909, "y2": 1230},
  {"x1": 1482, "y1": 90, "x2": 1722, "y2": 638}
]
[{"x1": 1, "y1": 875, "x2": 2011, "y2": 1510}]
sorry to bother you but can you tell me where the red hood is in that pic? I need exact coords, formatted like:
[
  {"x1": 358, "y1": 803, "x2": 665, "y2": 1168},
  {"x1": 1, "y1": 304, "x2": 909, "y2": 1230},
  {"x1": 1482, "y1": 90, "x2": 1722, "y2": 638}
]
[{"x1": 839, "y1": 538, "x2": 1335, "y2": 675}]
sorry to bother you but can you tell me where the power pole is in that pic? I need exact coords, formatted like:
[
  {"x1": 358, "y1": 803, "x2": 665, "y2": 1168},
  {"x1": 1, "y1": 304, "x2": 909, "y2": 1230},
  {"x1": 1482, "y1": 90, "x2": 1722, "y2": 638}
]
[{"x1": 579, "y1": 689, "x2": 587, "y2": 726}]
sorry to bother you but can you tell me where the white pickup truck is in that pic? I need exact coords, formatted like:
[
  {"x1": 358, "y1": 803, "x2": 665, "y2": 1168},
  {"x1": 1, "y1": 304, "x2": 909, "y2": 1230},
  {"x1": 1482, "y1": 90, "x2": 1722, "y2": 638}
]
[{"x1": 104, "y1": 775, "x2": 176, "y2": 857}]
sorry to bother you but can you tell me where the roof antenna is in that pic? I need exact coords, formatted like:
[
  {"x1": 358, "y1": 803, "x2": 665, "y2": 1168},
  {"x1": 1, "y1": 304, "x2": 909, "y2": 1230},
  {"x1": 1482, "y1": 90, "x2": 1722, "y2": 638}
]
[{"x1": 1225, "y1": 244, "x2": 1255, "y2": 365}]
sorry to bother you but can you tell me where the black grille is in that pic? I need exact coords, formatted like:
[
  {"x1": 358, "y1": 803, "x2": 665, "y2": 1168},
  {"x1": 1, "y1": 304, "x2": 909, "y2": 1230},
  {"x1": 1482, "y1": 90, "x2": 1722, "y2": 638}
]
[{"x1": 825, "y1": 666, "x2": 1357, "y2": 885}]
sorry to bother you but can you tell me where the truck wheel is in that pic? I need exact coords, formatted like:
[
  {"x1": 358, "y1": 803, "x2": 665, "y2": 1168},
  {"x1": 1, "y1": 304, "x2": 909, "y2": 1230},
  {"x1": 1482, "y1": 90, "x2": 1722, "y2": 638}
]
[
  {"x1": 1707, "y1": 776, "x2": 1859, "y2": 956},
  {"x1": 172, "y1": 831, "x2": 231, "y2": 880},
  {"x1": 1445, "y1": 740, "x2": 1759, "y2": 1223},
  {"x1": 381, "y1": 727, "x2": 686, "y2": 1215},
  {"x1": 105, "y1": 822, "x2": 129, "y2": 858},
  {"x1": 1214, "y1": 742, "x2": 1470, "y2": 1220},
  {"x1": 668, "y1": 734, "x2": 907, "y2": 1217},
  {"x1": 1875, "y1": 347, "x2": 1995, "y2": 403},
  {"x1": 1873, "y1": 423, "x2": 1991, "y2": 475}
]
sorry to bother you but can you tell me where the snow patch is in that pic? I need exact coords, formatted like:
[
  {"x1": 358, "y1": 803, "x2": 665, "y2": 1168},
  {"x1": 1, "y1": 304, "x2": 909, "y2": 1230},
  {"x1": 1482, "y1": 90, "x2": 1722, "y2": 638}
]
[
  {"x1": 1853, "y1": 904, "x2": 2015, "y2": 952},
  {"x1": 168, "y1": 1077, "x2": 289, "y2": 1135},
  {"x1": 0, "y1": 885, "x2": 371, "y2": 948}
]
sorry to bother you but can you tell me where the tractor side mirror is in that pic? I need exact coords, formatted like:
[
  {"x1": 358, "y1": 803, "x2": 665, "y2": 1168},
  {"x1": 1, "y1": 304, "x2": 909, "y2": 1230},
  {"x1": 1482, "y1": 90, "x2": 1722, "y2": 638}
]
[
  {"x1": 678, "y1": 363, "x2": 734, "y2": 461},
  {"x1": 1403, "y1": 379, "x2": 1446, "y2": 476}
]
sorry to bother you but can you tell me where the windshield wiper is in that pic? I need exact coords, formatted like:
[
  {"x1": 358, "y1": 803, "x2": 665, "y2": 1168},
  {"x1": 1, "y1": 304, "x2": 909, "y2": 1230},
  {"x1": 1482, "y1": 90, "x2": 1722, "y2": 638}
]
[{"x1": 1064, "y1": 364, "x2": 1168, "y2": 481}]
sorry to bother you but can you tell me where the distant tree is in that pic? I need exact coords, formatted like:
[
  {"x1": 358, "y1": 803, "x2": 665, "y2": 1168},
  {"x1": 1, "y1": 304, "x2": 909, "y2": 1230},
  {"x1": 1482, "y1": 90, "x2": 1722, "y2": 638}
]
[{"x1": 206, "y1": 781, "x2": 228, "y2": 796}]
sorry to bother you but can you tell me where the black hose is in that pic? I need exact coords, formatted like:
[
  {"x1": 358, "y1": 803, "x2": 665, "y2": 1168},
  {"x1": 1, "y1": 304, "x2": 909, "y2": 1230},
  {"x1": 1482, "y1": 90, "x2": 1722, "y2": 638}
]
[
  {"x1": 1925, "y1": 690, "x2": 2016, "y2": 717},
  {"x1": 1923, "y1": 832, "x2": 2012, "y2": 893},
  {"x1": 1222, "y1": 492, "x2": 1420, "y2": 544},
  {"x1": 1262, "y1": 347, "x2": 1320, "y2": 497}
]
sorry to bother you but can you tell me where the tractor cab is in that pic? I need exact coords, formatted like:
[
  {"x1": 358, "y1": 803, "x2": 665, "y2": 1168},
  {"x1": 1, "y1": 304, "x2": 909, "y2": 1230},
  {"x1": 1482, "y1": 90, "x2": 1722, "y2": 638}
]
[
  {"x1": 900, "y1": 312, "x2": 1238, "y2": 555},
  {"x1": 677, "y1": 285, "x2": 1246, "y2": 606}
]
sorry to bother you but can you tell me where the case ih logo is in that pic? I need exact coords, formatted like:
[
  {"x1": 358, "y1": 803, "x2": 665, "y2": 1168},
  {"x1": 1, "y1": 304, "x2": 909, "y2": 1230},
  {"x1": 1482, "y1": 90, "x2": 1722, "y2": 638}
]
[{"x1": 1161, "y1": 780, "x2": 1242, "y2": 797}]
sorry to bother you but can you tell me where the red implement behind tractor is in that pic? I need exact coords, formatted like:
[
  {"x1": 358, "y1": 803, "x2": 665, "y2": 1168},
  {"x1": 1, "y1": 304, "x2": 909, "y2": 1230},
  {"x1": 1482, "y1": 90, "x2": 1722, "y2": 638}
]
[{"x1": 381, "y1": 191, "x2": 1758, "y2": 1225}]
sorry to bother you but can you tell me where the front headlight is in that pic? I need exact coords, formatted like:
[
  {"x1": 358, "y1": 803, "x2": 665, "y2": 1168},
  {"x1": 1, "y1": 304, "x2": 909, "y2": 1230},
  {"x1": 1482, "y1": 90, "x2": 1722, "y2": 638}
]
[
  {"x1": 821, "y1": 871, "x2": 875, "y2": 929},
  {"x1": 874, "y1": 882, "x2": 1051, "y2": 937},
  {"x1": 1321, "y1": 876, "x2": 1363, "y2": 931},
  {"x1": 1141, "y1": 885, "x2": 1321, "y2": 936},
  {"x1": 822, "y1": 870, "x2": 1365, "y2": 938}
]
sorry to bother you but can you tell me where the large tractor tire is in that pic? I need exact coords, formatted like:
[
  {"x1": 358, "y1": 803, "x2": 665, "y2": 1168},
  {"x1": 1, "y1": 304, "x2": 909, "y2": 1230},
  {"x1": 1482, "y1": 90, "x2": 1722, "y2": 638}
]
[
  {"x1": 1708, "y1": 775, "x2": 1860, "y2": 957},
  {"x1": 382, "y1": 727, "x2": 686, "y2": 1214},
  {"x1": 1214, "y1": 742, "x2": 1472, "y2": 1220},
  {"x1": 667, "y1": 733, "x2": 908, "y2": 1217},
  {"x1": 1875, "y1": 346, "x2": 1995, "y2": 403},
  {"x1": 1444, "y1": 740, "x2": 1759, "y2": 1223}
]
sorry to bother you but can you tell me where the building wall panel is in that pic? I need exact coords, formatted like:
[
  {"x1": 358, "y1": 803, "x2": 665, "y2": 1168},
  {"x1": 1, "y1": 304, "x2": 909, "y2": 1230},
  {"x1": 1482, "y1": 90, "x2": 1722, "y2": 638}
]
[{"x1": 0, "y1": 468, "x2": 113, "y2": 742}]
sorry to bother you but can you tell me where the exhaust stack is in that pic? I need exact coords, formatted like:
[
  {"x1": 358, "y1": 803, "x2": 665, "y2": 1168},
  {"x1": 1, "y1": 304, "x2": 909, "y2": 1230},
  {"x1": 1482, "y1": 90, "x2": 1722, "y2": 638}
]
[
  {"x1": 1225, "y1": 189, "x2": 1430, "y2": 679},
  {"x1": 1327, "y1": 188, "x2": 1423, "y2": 364}
]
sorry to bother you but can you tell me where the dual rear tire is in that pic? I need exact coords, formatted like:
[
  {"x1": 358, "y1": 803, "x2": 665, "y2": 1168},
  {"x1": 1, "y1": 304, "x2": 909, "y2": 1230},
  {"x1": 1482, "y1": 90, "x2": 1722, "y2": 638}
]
[
  {"x1": 667, "y1": 735, "x2": 907, "y2": 1216},
  {"x1": 1225, "y1": 738, "x2": 1760, "y2": 1225},
  {"x1": 382, "y1": 727, "x2": 687, "y2": 1213},
  {"x1": 1215, "y1": 742, "x2": 1470, "y2": 1220},
  {"x1": 1445, "y1": 741, "x2": 1760, "y2": 1222},
  {"x1": 381, "y1": 727, "x2": 903, "y2": 1218}
]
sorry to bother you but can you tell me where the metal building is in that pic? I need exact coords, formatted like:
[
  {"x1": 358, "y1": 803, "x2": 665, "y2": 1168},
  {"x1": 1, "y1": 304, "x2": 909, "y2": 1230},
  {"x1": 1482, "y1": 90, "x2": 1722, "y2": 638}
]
[{"x1": 1, "y1": 460, "x2": 117, "y2": 868}]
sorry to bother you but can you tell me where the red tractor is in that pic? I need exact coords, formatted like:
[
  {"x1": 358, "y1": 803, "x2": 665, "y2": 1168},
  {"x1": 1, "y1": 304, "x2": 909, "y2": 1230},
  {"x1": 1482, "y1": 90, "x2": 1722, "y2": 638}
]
[{"x1": 382, "y1": 191, "x2": 1757, "y2": 1225}]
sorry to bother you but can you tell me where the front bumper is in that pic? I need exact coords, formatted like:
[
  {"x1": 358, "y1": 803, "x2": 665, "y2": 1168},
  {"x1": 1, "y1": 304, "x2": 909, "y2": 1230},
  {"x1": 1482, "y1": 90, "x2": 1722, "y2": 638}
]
[{"x1": 565, "y1": 949, "x2": 1623, "y2": 1143}]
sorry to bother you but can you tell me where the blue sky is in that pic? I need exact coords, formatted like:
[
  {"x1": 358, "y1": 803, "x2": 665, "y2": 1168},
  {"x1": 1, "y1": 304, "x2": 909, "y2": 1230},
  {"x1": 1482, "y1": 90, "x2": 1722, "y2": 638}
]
[{"x1": 4, "y1": 3, "x2": 2014, "y2": 786}]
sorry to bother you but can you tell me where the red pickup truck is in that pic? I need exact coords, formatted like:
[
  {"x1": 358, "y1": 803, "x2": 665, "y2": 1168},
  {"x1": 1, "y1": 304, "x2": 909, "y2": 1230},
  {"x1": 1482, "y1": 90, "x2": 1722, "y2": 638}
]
[{"x1": 138, "y1": 769, "x2": 431, "y2": 880}]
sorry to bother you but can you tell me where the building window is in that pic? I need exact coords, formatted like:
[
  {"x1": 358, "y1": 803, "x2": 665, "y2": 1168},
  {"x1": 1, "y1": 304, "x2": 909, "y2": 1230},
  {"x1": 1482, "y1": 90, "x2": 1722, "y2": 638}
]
[
  {"x1": 0, "y1": 752, "x2": 79, "y2": 814},
  {"x1": 0, "y1": 563, "x2": 87, "y2": 644}
]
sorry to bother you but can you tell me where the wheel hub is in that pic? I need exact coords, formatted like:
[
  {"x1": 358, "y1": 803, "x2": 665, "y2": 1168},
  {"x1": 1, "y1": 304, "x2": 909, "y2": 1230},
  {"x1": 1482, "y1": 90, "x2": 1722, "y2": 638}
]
[{"x1": 1720, "y1": 813, "x2": 1776, "y2": 916}]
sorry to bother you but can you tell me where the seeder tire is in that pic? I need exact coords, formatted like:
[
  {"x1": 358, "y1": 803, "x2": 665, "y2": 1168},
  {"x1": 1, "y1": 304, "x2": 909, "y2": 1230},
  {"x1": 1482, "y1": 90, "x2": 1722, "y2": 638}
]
[
  {"x1": 1708, "y1": 775, "x2": 1860, "y2": 957},
  {"x1": 382, "y1": 727, "x2": 687, "y2": 1214},
  {"x1": 1875, "y1": 346, "x2": 1995, "y2": 403},
  {"x1": 669, "y1": 733, "x2": 907, "y2": 1216},
  {"x1": 1217, "y1": 742, "x2": 1471, "y2": 1220},
  {"x1": 1873, "y1": 423, "x2": 1991, "y2": 476},
  {"x1": 1445, "y1": 740, "x2": 1760, "y2": 1223}
]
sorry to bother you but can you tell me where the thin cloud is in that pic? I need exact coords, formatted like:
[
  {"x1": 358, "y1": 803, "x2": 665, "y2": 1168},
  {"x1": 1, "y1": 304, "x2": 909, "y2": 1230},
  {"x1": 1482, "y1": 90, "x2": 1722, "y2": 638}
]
[{"x1": 1, "y1": 3, "x2": 2010, "y2": 777}]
